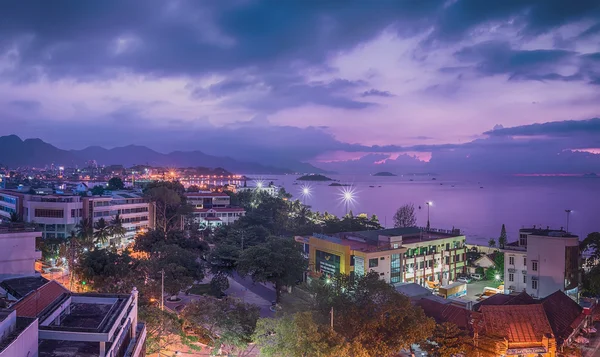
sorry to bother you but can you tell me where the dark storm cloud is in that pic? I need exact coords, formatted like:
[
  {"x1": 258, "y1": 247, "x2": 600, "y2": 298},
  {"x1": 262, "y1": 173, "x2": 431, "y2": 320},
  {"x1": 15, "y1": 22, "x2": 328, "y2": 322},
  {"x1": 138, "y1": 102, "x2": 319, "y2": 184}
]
[
  {"x1": 484, "y1": 118, "x2": 600, "y2": 137},
  {"x1": 361, "y1": 89, "x2": 394, "y2": 97},
  {"x1": 429, "y1": 0, "x2": 600, "y2": 42},
  {"x1": 453, "y1": 41, "x2": 582, "y2": 81}
]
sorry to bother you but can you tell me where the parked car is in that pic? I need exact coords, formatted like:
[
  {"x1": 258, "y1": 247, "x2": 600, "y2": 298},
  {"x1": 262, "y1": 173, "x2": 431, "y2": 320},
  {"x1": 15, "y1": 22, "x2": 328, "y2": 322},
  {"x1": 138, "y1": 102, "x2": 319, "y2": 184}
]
[
  {"x1": 457, "y1": 277, "x2": 472, "y2": 284},
  {"x1": 470, "y1": 273, "x2": 483, "y2": 281}
]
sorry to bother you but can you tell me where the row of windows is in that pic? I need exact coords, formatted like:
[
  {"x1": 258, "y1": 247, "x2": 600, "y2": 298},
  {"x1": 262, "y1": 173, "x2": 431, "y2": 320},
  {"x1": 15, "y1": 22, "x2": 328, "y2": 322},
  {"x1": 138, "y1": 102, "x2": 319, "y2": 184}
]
[
  {"x1": 198, "y1": 212, "x2": 244, "y2": 218},
  {"x1": 508, "y1": 256, "x2": 527, "y2": 266},
  {"x1": 35, "y1": 209, "x2": 64, "y2": 218},
  {"x1": 0, "y1": 206, "x2": 15, "y2": 213},
  {"x1": 1, "y1": 196, "x2": 17, "y2": 204},
  {"x1": 405, "y1": 241, "x2": 465, "y2": 258},
  {"x1": 508, "y1": 273, "x2": 527, "y2": 284}
]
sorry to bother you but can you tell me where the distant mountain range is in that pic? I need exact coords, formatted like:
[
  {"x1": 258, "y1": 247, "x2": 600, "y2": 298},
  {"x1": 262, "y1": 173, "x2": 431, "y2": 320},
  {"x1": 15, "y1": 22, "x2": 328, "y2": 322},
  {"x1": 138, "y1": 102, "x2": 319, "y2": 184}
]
[{"x1": 0, "y1": 135, "x2": 325, "y2": 174}]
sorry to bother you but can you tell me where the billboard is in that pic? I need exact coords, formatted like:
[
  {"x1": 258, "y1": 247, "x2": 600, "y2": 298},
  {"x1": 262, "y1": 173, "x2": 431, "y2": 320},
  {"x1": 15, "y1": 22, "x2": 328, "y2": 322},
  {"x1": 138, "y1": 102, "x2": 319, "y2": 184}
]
[
  {"x1": 354, "y1": 256, "x2": 365, "y2": 276},
  {"x1": 315, "y1": 250, "x2": 341, "y2": 277}
]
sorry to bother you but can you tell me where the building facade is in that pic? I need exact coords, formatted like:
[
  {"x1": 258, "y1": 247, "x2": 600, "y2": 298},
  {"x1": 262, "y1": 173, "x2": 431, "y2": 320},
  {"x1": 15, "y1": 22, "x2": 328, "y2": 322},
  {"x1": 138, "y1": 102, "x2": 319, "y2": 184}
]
[
  {"x1": 306, "y1": 227, "x2": 466, "y2": 286},
  {"x1": 503, "y1": 227, "x2": 579, "y2": 299},
  {"x1": 0, "y1": 310, "x2": 38, "y2": 357},
  {"x1": 0, "y1": 226, "x2": 42, "y2": 279},
  {"x1": 185, "y1": 192, "x2": 245, "y2": 228}
]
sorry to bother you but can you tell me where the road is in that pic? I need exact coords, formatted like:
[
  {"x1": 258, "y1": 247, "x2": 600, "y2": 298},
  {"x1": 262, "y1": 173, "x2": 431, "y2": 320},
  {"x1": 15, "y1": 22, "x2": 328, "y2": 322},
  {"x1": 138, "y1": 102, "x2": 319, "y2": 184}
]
[{"x1": 229, "y1": 272, "x2": 275, "y2": 317}]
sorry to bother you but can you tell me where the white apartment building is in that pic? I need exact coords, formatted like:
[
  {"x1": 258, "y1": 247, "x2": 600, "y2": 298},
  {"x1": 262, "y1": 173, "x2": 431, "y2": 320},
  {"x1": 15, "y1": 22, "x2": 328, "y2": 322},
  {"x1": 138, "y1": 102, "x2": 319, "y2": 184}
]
[
  {"x1": 84, "y1": 191, "x2": 155, "y2": 242},
  {"x1": 0, "y1": 189, "x2": 154, "y2": 241},
  {"x1": 503, "y1": 227, "x2": 579, "y2": 299},
  {"x1": 185, "y1": 192, "x2": 245, "y2": 228},
  {"x1": 237, "y1": 184, "x2": 280, "y2": 197},
  {"x1": 23, "y1": 194, "x2": 83, "y2": 239},
  {"x1": 0, "y1": 226, "x2": 42, "y2": 279}
]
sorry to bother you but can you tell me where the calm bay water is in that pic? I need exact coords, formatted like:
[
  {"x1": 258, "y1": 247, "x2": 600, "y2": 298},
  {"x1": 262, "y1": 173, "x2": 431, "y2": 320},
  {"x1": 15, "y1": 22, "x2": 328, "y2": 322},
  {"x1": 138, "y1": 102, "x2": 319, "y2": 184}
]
[{"x1": 254, "y1": 174, "x2": 600, "y2": 245}]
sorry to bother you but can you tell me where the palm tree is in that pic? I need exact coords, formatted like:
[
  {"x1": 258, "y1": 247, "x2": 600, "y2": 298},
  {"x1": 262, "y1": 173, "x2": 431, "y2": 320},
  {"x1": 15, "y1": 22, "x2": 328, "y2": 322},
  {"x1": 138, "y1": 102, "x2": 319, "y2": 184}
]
[
  {"x1": 93, "y1": 218, "x2": 111, "y2": 246},
  {"x1": 110, "y1": 214, "x2": 127, "y2": 246},
  {"x1": 488, "y1": 238, "x2": 497, "y2": 253},
  {"x1": 76, "y1": 218, "x2": 95, "y2": 251}
]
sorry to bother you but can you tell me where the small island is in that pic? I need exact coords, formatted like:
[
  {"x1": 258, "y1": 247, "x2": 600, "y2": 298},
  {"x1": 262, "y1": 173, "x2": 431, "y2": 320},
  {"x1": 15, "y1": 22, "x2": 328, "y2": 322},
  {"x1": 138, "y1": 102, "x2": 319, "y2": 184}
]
[
  {"x1": 583, "y1": 172, "x2": 598, "y2": 177},
  {"x1": 297, "y1": 174, "x2": 333, "y2": 181},
  {"x1": 373, "y1": 171, "x2": 396, "y2": 177},
  {"x1": 329, "y1": 182, "x2": 350, "y2": 187}
]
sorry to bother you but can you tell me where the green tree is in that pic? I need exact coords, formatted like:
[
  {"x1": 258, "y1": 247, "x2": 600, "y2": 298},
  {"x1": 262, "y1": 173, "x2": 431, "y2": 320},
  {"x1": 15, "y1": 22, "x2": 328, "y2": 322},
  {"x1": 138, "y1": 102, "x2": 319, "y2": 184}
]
[
  {"x1": 424, "y1": 322, "x2": 470, "y2": 357},
  {"x1": 145, "y1": 184, "x2": 185, "y2": 234},
  {"x1": 237, "y1": 237, "x2": 307, "y2": 303},
  {"x1": 210, "y1": 272, "x2": 230, "y2": 294},
  {"x1": 107, "y1": 176, "x2": 125, "y2": 190},
  {"x1": 75, "y1": 218, "x2": 95, "y2": 251},
  {"x1": 139, "y1": 305, "x2": 184, "y2": 355},
  {"x1": 109, "y1": 214, "x2": 127, "y2": 245},
  {"x1": 498, "y1": 224, "x2": 507, "y2": 249},
  {"x1": 91, "y1": 185, "x2": 105, "y2": 196},
  {"x1": 254, "y1": 312, "x2": 349, "y2": 357},
  {"x1": 93, "y1": 218, "x2": 111, "y2": 246},
  {"x1": 187, "y1": 184, "x2": 201, "y2": 192},
  {"x1": 143, "y1": 244, "x2": 204, "y2": 297},
  {"x1": 488, "y1": 238, "x2": 496, "y2": 250},
  {"x1": 75, "y1": 249, "x2": 139, "y2": 292},
  {"x1": 9, "y1": 212, "x2": 22, "y2": 222},
  {"x1": 182, "y1": 296, "x2": 260, "y2": 356},
  {"x1": 309, "y1": 272, "x2": 435, "y2": 356},
  {"x1": 581, "y1": 232, "x2": 600, "y2": 262},
  {"x1": 394, "y1": 203, "x2": 417, "y2": 228}
]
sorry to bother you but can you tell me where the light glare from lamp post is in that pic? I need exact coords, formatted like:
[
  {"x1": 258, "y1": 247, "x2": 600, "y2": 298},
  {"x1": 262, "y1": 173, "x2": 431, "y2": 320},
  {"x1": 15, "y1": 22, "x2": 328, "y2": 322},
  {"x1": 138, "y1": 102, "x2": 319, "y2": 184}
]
[
  {"x1": 495, "y1": 274, "x2": 500, "y2": 280},
  {"x1": 339, "y1": 186, "x2": 357, "y2": 215}
]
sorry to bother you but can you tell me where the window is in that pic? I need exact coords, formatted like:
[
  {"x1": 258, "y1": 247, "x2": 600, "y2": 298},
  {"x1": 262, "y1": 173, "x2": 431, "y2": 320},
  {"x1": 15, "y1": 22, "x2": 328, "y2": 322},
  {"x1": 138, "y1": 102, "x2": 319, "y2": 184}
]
[
  {"x1": 368, "y1": 258, "x2": 378, "y2": 268},
  {"x1": 35, "y1": 209, "x2": 64, "y2": 218},
  {"x1": 532, "y1": 280, "x2": 538, "y2": 290},
  {"x1": 419, "y1": 261, "x2": 424, "y2": 269},
  {"x1": 523, "y1": 274, "x2": 527, "y2": 283},
  {"x1": 524, "y1": 257, "x2": 526, "y2": 266},
  {"x1": 509, "y1": 256, "x2": 514, "y2": 265},
  {"x1": 519, "y1": 234, "x2": 527, "y2": 246},
  {"x1": 532, "y1": 261, "x2": 538, "y2": 271},
  {"x1": 380, "y1": 257, "x2": 385, "y2": 261},
  {"x1": 445, "y1": 243, "x2": 450, "y2": 250},
  {"x1": 390, "y1": 254, "x2": 401, "y2": 283},
  {"x1": 508, "y1": 273, "x2": 514, "y2": 282}
]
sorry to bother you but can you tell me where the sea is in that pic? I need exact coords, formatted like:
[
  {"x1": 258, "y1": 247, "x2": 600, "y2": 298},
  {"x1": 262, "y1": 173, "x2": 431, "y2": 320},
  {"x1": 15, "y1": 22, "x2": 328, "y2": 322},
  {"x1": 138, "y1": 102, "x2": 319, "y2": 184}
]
[{"x1": 248, "y1": 174, "x2": 600, "y2": 246}]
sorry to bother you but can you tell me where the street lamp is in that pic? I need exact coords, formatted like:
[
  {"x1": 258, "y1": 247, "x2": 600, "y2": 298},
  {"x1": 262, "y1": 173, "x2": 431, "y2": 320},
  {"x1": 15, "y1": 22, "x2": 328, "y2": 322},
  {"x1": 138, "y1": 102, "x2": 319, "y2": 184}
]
[
  {"x1": 340, "y1": 187, "x2": 356, "y2": 215},
  {"x1": 256, "y1": 181, "x2": 263, "y2": 188},
  {"x1": 300, "y1": 185, "x2": 311, "y2": 205},
  {"x1": 494, "y1": 274, "x2": 500, "y2": 281},
  {"x1": 565, "y1": 209, "x2": 572, "y2": 233},
  {"x1": 425, "y1": 201, "x2": 433, "y2": 230}
]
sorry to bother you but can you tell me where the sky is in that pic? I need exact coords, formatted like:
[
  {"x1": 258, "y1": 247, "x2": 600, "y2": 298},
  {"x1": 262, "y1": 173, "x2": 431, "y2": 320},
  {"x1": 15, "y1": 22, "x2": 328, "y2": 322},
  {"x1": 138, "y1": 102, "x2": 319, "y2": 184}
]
[{"x1": 0, "y1": 0, "x2": 599, "y2": 173}]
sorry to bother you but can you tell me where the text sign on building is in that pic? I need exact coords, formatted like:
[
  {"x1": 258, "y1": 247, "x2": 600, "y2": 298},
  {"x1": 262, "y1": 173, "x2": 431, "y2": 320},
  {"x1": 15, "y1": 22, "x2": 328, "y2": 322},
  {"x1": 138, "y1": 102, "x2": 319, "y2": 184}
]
[
  {"x1": 354, "y1": 256, "x2": 365, "y2": 276},
  {"x1": 506, "y1": 347, "x2": 547, "y2": 355},
  {"x1": 315, "y1": 250, "x2": 341, "y2": 277}
]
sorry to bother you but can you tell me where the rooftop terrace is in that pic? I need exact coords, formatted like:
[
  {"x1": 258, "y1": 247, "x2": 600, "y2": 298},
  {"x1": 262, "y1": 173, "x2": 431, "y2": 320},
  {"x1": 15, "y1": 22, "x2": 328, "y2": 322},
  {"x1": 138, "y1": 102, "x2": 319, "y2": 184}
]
[{"x1": 0, "y1": 276, "x2": 49, "y2": 299}]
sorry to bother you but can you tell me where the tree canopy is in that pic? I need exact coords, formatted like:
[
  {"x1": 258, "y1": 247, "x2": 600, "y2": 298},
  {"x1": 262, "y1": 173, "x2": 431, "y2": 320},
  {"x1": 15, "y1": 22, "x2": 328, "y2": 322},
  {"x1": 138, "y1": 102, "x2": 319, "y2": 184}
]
[
  {"x1": 393, "y1": 203, "x2": 417, "y2": 228},
  {"x1": 108, "y1": 176, "x2": 125, "y2": 190}
]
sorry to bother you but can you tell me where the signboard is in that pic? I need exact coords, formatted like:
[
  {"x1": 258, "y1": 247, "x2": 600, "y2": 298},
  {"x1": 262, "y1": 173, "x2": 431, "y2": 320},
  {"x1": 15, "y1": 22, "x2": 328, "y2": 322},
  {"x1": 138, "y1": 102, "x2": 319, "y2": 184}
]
[
  {"x1": 294, "y1": 236, "x2": 310, "y2": 244},
  {"x1": 315, "y1": 250, "x2": 341, "y2": 277},
  {"x1": 506, "y1": 347, "x2": 546, "y2": 355},
  {"x1": 354, "y1": 256, "x2": 365, "y2": 276}
]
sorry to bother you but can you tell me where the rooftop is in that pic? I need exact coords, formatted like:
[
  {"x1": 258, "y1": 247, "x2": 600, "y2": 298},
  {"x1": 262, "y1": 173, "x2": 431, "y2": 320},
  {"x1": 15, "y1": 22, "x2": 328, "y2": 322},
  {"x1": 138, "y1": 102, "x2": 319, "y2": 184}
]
[
  {"x1": 38, "y1": 339, "x2": 101, "y2": 357},
  {"x1": 0, "y1": 276, "x2": 49, "y2": 299},
  {"x1": 541, "y1": 291, "x2": 585, "y2": 345},
  {"x1": 41, "y1": 293, "x2": 130, "y2": 333},
  {"x1": 480, "y1": 304, "x2": 553, "y2": 345},
  {"x1": 394, "y1": 283, "x2": 432, "y2": 299},
  {"x1": 186, "y1": 192, "x2": 230, "y2": 197},
  {"x1": 473, "y1": 291, "x2": 536, "y2": 312},
  {"x1": 0, "y1": 316, "x2": 36, "y2": 354},
  {"x1": 12, "y1": 280, "x2": 69, "y2": 318},
  {"x1": 417, "y1": 298, "x2": 472, "y2": 331},
  {"x1": 520, "y1": 227, "x2": 578, "y2": 238},
  {"x1": 310, "y1": 233, "x2": 404, "y2": 253},
  {"x1": 339, "y1": 227, "x2": 464, "y2": 246}
]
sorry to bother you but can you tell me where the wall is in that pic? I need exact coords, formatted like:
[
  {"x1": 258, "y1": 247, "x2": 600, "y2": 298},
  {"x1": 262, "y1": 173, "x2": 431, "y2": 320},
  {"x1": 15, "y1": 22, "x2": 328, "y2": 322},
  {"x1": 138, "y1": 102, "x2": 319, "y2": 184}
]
[
  {"x1": 308, "y1": 237, "x2": 351, "y2": 276},
  {"x1": 527, "y1": 235, "x2": 579, "y2": 298},
  {"x1": 0, "y1": 231, "x2": 41, "y2": 277},
  {"x1": 504, "y1": 250, "x2": 527, "y2": 294},
  {"x1": 0, "y1": 317, "x2": 38, "y2": 357}
]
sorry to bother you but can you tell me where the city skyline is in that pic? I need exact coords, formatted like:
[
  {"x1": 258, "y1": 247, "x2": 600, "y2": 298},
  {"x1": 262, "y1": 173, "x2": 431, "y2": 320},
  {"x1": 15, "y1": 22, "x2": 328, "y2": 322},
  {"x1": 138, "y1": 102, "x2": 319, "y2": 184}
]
[{"x1": 0, "y1": 1, "x2": 599, "y2": 173}]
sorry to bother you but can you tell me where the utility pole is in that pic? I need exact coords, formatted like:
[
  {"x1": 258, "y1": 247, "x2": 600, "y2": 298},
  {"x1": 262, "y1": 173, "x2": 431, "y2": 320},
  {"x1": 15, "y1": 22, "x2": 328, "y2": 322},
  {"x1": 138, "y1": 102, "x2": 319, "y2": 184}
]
[
  {"x1": 330, "y1": 307, "x2": 334, "y2": 330},
  {"x1": 161, "y1": 269, "x2": 165, "y2": 311}
]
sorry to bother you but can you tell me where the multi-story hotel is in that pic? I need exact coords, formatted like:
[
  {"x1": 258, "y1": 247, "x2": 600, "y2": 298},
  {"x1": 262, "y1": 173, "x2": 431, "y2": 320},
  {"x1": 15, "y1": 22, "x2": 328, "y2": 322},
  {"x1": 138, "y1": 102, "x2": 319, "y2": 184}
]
[
  {"x1": 0, "y1": 189, "x2": 154, "y2": 241},
  {"x1": 503, "y1": 227, "x2": 579, "y2": 299},
  {"x1": 305, "y1": 227, "x2": 466, "y2": 286},
  {"x1": 185, "y1": 192, "x2": 245, "y2": 228}
]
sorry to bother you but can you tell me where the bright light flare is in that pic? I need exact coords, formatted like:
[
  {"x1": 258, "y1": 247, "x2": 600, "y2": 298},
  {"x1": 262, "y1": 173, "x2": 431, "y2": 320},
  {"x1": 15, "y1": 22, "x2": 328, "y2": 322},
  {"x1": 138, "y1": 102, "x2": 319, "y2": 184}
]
[{"x1": 495, "y1": 274, "x2": 500, "y2": 280}]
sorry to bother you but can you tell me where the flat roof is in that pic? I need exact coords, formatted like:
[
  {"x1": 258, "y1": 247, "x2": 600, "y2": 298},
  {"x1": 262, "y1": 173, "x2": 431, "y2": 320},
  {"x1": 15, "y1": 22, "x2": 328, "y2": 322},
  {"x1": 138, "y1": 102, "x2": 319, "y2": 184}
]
[
  {"x1": 520, "y1": 228, "x2": 578, "y2": 238},
  {"x1": 0, "y1": 276, "x2": 49, "y2": 299},
  {"x1": 41, "y1": 294, "x2": 130, "y2": 333},
  {"x1": 38, "y1": 339, "x2": 102, "y2": 357},
  {"x1": 339, "y1": 227, "x2": 464, "y2": 245},
  {"x1": 311, "y1": 233, "x2": 405, "y2": 253}
]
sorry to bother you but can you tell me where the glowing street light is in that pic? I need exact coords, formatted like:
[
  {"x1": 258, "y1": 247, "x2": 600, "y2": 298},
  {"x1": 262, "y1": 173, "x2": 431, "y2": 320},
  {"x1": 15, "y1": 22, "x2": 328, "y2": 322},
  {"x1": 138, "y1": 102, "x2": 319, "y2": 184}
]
[
  {"x1": 494, "y1": 274, "x2": 501, "y2": 281},
  {"x1": 256, "y1": 181, "x2": 263, "y2": 188},
  {"x1": 300, "y1": 185, "x2": 311, "y2": 205},
  {"x1": 339, "y1": 187, "x2": 357, "y2": 215},
  {"x1": 425, "y1": 201, "x2": 433, "y2": 230}
]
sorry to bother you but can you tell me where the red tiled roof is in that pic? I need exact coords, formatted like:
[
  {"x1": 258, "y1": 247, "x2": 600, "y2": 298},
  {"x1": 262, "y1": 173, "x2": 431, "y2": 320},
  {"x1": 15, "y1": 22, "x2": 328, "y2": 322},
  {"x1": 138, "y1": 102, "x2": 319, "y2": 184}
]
[
  {"x1": 480, "y1": 305, "x2": 553, "y2": 345},
  {"x1": 193, "y1": 207, "x2": 245, "y2": 212},
  {"x1": 417, "y1": 298, "x2": 472, "y2": 331},
  {"x1": 473, "y1": 291, "x2": 536, "y2": 312},
  {"x1": 185, "y1": 193, "x2": 229, "y2": 197},
  {"x1": 13, "y1": 280, "x2": 69, "y2": 318},
  {"x1": 541, "y1": 291, "x2": 585, "y2": 345}
]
